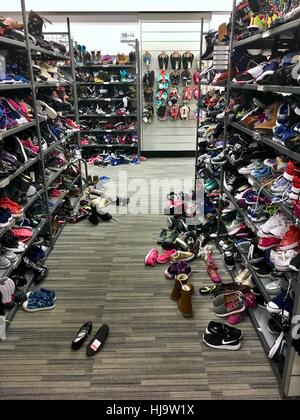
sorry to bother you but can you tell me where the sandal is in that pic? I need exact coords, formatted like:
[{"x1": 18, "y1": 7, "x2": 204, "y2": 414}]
[
  {"x1": 199, "y1": 285, "x2": 218, "y2": 296},
  {"x1": 158, "y1": 52, "x2": 169, "y2": 70},
  {"x1": 170, "y1": 51, "x2": 181, "y2": 70}
]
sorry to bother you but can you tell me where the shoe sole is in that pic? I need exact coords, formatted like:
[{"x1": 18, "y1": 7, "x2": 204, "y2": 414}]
[
  {"x1": 289, "y1": 264, "x2": 299, "y2": 272},
  {"x1": 256, "y1": 272, "x2": 272, "y2": 278},
  {"x1": 22, "y1": 303, "x2": 56, "y2": 312},
  {"x1": 203, "y1": 336, "x2": 241, "y2": 350},
  {"x1": 279, "y1": 243, "x2": 299, "y2": 251},
  {"x1": 258, "y1": 244, "x2": 280, "y2": 250},
  {"x1": 0, "y1": 222, "x2": 10, "y2": 228},
  {"x1": 214, "y1": 305, "x2": 246, "y2": 318}
]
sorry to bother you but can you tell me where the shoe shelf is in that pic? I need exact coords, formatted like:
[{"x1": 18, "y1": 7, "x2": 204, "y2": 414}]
[
  {"x1": 68, "y1": 64, "x2": 136, "y2": 69},
  {"x1": 46, "y1": 163, "x2": 70, "y2": 188},
  {"x1": 247, "y1": 307, "x2": 284, "y2": 380},
  {"x1": 0, "y1": 120, "x2": 37, "y2": 141},
  {"x1": 42, "y1": 131, "x2": 76, "y2": 158},
  {"x1": 77, "y1": 81, "x2": 135, "y2": 86},
  {"x1": 234, "y1": 17, "x2": 300, "y2": 48},
  {"x1": 0, "y1": 36, "x2": 26, "y2": 49},
  {"x1": 0, "y1": 83, "x2": 32, "y2": 91},
  {"x1": 229, "y1": 82, "x2": 300, "y2": 96},
  {"x1": 49, "y1": 190, "x2": 70, "y2": 215},
  {"x1": 78, "y1": 97, "x2": 136, "y2": 102},
  {"x1": 35, "y1": 81, "x2": 73, "y2": 88},
  {"x1": 80, "y1": 129, "x2": 137, "y2": 134},
  {"x1": 225, "y1": 155, "x2": 295, "y2": 221},
  {"x1": 0, "y1": 219, "x2": 16, "y2": 241},
  {"x1": 81, "y1": 143, "x2": 137, "y2": 149},
  {"x1": 51, "y1": 223, "x2": 66, "y2": 247},
  {"x1": 229, "y1": 121, "x2": 300, "y2": 164},
  {"x1": 0, "y1": 157, "x2": 39, "y2": 190},
  {"x1": 79, "y1": 113, "x2": 137, "y2": 118},
  {"x1": 23, "y1": 190, "x2": 44, "y2": 213},
  {"x1": 30, "y1": 44, "x2": 71, "y2": 62},
  {"x1": 0, "y1": 256, "x2": 22, "y2": 284}
]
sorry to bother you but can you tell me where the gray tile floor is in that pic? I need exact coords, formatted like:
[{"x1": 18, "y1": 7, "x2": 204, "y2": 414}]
[{"x1": 0, "y1": 158, "x2": 281, "y2": 400}]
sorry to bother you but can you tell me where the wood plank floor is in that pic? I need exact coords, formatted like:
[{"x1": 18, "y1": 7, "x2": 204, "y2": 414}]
[{"x1": 0, "y1": 158, "x2": 281, "y2": 400}]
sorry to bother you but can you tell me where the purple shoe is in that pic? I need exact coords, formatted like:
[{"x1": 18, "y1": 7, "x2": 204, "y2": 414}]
[{"x1": 164, "y1": 261, "x2": 192, "y2": 279}]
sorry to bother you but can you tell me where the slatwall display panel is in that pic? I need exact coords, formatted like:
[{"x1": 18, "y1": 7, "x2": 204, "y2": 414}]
[{"x1": 141, "y1": 18, "x2": 210, "y2": 152}]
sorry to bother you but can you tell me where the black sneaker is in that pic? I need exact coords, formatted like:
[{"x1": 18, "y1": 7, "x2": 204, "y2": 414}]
[
  {"x1": 268, "y1": 318, "x2": 283, "y2": 336},
  {"x1": 206, "y1": 321, "x2": 243, "y2": 341},
  {"x1": 248, "y1": 243, "x2": 264, "y2": 263},
  {"x1": 203, "y1": 332, "x2": 241, "y2": 351},
  {"x1": 223, "y1": 171, "x2": 237, "y2": 192},
  {"x1": 211, "y1": 150, "x2": 227, "y2": 166},
  {"x1": 289, "y1": 253, "x2": 300, "y2": 272},
  {"x1": 252, "y1": 262, "x2": 272, "y2": 277},
  {"x1": 224, "y1": 251, "x2": 235, "y2": 269}
]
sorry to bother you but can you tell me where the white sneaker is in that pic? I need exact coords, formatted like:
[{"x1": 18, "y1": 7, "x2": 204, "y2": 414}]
[
  {"x1": 274, "y1": 250, "x2": 297, "y2": 272},
  {"x1": 269, "y1": 218, "x2": 292, "y2": 239},
  {"x1": 258, "y1": 213, "x2": 287, "y2": 235},
  {"x1": 265, "y1": 279, "x2": 284, "y2": 294},
  {"x1": 222, "y1": 202, "x2": 235, "y2": 214},
  {"x1": 238, "y1": 160, "x2": 262, "y2": 175}
]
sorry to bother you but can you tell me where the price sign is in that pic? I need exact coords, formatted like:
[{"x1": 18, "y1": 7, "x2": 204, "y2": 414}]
[{"x1": 120, "y1": 31, "x2": 136, "y2": 43}]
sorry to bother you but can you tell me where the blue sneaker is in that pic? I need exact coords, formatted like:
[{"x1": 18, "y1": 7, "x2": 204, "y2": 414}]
[
  {"x1": 0, "y1": 208, "x2": 12, "y2": 227},
  {"x1": 99, "y1": 176, "x2": 111, "y2": 183},
  {"x1": 270, "y1": 176, "x2": 291, "y2": 195},
  {"x1": 267, "y1": 289, "x2": 293, "y2": 314},
  {"x1": 28, "y1": 288, "x2": 56, "y2": 302},
  {"x1": 251, "y1": 165, "x2": 271, "y2": 180}
]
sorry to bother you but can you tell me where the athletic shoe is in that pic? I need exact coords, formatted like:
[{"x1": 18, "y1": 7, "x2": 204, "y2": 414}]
[
  {"x1": 170, "y1": 251, "x2": 195, "y2": 263},
  {"x1": 227, "y1": 219, "x2": 247, "y2": 236},
  {"x1": 238, "y1": 160, "x2": 262, "y2": 175},
  {"x1": 267, "y1": 290, "x2": 294, "y2": 314},
  {"x1": 279, "y1": 226, "x2": 300, "y2": 251},
  {"x1": 206, "y1": 321, "x2": 243, "y2": 341},
  {"x1": 164, "y1": 261, "x2": 192, "y2": 279},
  {"x1": 157, "y1": 250, "x2": 177, "y2": 264},
  {"x1": 258, "y1": 237, "x2": 281, "y2": 250},
  {"x1": 214, "y1": 291, "x2": 245, "y2": 318},
  {"x1": 289, "y1": 253, "x2": 300, "y2": 272},
  {"x1": 0, "y1": 198, "x2": 23, "y2": 218},
  {"x1": 247, "y1": 243, "x2": 264, "y2": 263},
  {"x1": 270, "y1": 176, "x2": 291, "y2": 195},
  {"x1": 224, "y1": 251, "x2": 235, "y2": 269},
  {"x1": 202, "y1": 332, "x2": 241, "y2": 351},
  {"x1": 274, "y1": 250, "x2": 297, "y2": 272},
  {"x1": 0, "y1": 207, "x2": 12, "y2": 228},
  {"x1": 145, "y1": 248, "x2": 159, "y2": 266},
  {"x1": 265, "y1": 279, "x2": 284, "y2": 295},
  {"x1": 258, "y1": 213, "x2": 287, "y2": 236},
  {"x1": 255, "y1": 263, "x2": 272, "y2": 277}
]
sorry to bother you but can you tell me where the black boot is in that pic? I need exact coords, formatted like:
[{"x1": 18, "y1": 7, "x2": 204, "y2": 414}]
[
  {"x1": 201, "y1": 30, "x2": 217, "y2": 60},
  {"x1": 88, "y1": 205, "x2": 99, "y2": 225},
  {"x1": 22, "y1": 257, "x2": 49, "y2": 284}
]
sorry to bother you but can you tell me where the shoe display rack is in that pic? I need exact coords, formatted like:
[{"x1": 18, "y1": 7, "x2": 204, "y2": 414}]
[
  {"x1": 0, "y1": 1, "x2": 85, "y2": 326},
  {"x1": 61, "y1": 41, "x2": 141, "y2": 159},
  {"x1": 195, "y1": 1, "x2": 300, "y2": 398}
]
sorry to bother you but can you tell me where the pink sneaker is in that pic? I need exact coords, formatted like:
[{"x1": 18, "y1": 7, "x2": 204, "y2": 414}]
[
  {"x1": 145, "y1": 249, "x2": 159, "y2": 266},
  {"x1": 157, "y1": 249, "x2": 177, "y2": 264},
  {"x1": 227, "y1": 312, "x2": 245, "y2": 325},
  {"x1": 166, "y1": 199, "x2": 183, "y2": 209},
  {"x1": 244, "y1": 291, "x2": 257, "y2": 309}
]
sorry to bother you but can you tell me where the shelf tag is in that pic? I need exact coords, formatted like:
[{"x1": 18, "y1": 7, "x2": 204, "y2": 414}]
[
  {"x1": 105, "y1": 98, "x2": 111, "y2": 102},
  {"x1": 106, "y1": 114, "x2": 112, "y2": 117},
  {"x1": 106, "y1": 130, "x2": 112, "y2": 133},
  {"x1": 257, "y1": 85, "x2": 264, "y2": 92},
  {"x1": 253, "y1": 132, "x2": 261, "y2": 141}
]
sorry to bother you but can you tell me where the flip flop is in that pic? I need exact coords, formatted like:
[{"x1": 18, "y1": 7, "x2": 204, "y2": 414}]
[{"x1": 87, "y1": 324, "x2": 109, "y2": 357}]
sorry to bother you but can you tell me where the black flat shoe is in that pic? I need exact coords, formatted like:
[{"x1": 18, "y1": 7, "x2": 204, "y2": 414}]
[
  {"x1": 87, "y1": 324, "x2": 109, "y2": 357},
  {"x1": 72, "y1": 321, "x2": 93, "y2": 350}
]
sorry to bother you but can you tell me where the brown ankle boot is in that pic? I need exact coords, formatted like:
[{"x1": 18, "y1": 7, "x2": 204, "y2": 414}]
[
  {"x1": 177, "y1": 284, "x2": 193, "y2": 318},
  {"x1": 171, "y1": 274, "x2": 194, "y2": 301}
]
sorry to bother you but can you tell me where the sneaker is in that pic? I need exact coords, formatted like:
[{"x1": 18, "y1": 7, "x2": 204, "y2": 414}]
[
  {"x1": 235, "y1": 268, "x2": 251, "y2": 284},
  {"x1": 224, "y1": 251, "x2": 235, "y2": 269},
  {"x1": 274, "y1": 250, "x2": 297, "y2": 272},
  {"x1": 279, "y1": 226, "x2": 300, "y2": 251},
  {"x1": 0, "y1": 207, "x2": 12, "y2": 228},
  {"x1": 214, "y1": 291, "x2": 246, "y2": 318},
  {"x1": 0, "y1": 198, "x2": 23, "y2": 218},
  {"x1": 248, "y1": 243, "x2": 264, "y2": 263},
  {"x1": 164, "y1": 261, "x2": 192, "y2": 279},
  {"x1": 1, "y1": 231, "x2": 26, "y2": 253},
  {"x1": 270, "y1": 176, "x2": 291, "y2": 195},
  {"x1": 205, "y1": 321, "x2": 243, "y2": 341},
  {"x1": 157, "y1": 250, "x2": 177, "y2": 264},
  {"x1": 22, "y1": 296, "x2": 55, "y2": 312},
  {"x1": 145, "y1": 249, "x2": 159, "y2": 266},
  {"x1": 289, "y1": 253, "x2": 300, "y2": 272},
  {"x1": 222, "y1": 202, "x2": 236, "y2": 214},
  {"x1": 202, "y1": 332, "x2": 241, "y2": 351},
  {"x1": 267, "y1": 290, "x2": 294, "y2": 314},
  {"x1": 227, "y1": 219, "x2": 247, "y2": 236},
  {"x1": 238, "y1": 160, "x2": 262, "y2": 175},
  {"x1": 258, "y1": 237, "x2": 281, "y2": 250},
  {"x1": 255, "y1": 263, "x2": 272, "y2": 277},
  {"x1": 265, "y1": 279, "x2": 284, "y2": 295},
  {"x1": 170, "y1": 251, "x2": 195, "y2": 263},
  {"x1": 258, "y1": 213, "x2": 287, "y2": 236}
]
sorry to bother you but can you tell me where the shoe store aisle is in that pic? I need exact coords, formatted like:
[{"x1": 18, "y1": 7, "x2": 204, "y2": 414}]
[{"x1": 0, "y1": 158, "x2": 281, "y2": 400}]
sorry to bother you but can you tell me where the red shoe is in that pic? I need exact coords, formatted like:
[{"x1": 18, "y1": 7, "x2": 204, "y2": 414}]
[
  {"x1": 279, "y1": 225, "x2": 300, "y2": 251},
  {"x1": 258, "y1": 236, "x2": 281, "y2": 250},
  {"x1": 292, "y1": 175, "x2": 300, "y2": 193},
  {"x1": 65, "y1": 119, "x2": 80, "y2": 131},
  {"x1": 0, "y1": 198, "x2": 23, "y2": 218},
  {"x1": 49, "y1": 189, "x2": 62, "y2": 198}
]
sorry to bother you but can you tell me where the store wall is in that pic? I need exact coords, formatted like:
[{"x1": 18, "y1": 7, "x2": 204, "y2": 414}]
[{"x1": 3, "y1": 0, "x2": 233, "y2": 12}]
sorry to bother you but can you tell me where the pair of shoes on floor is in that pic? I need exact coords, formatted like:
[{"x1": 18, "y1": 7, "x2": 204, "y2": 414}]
[{"x1": 72, "y1": 322, "x2": 109, "y2": 357}]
